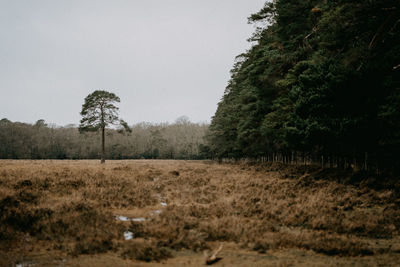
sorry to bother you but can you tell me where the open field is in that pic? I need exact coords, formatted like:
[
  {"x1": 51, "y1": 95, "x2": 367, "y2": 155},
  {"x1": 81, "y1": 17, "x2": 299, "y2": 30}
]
[{"x1": 1, "y1": 160, "x2": 400, "y2": 266}]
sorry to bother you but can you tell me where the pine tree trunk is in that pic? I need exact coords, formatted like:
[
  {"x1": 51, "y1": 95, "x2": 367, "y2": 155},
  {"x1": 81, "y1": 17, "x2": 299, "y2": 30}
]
[{"x1": 101, "y1": 126, "x2": 105, "y2": 164}]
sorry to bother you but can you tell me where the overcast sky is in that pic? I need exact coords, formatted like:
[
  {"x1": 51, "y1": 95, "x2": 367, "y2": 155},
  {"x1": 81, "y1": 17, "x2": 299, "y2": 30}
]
[{"x1": 0, "y1": 0, "x2": 265, "y2": 126}]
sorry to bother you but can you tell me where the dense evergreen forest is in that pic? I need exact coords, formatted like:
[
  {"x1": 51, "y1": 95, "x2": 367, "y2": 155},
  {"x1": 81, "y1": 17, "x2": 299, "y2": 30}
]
[
  {"x1": 206, "y1": 0, "x2": 400, "y2": 172},
  {"x1": 0, "y1": 117, "x2": 208, "y2": 160}
]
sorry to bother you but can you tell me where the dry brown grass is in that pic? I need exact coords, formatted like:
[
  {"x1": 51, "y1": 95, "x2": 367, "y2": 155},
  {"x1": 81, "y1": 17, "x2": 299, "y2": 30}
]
[{"x1": 0, "y1": 160, "x2": 400, "y2": 266}]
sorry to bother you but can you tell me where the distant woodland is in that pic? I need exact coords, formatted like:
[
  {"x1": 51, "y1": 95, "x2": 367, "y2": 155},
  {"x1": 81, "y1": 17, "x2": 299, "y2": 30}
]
[
  {"x1": 205, "y1": 0, "x2": 400, "y2": 172},
  {"x1": 0, "y1": 117, "x2": 208, "y2": 160}
]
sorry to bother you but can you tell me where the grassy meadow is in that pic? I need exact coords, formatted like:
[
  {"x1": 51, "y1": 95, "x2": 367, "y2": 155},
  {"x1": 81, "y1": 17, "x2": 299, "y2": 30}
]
[{"x1": 0, "y1": 160, "x2": 400, "y2": 266}]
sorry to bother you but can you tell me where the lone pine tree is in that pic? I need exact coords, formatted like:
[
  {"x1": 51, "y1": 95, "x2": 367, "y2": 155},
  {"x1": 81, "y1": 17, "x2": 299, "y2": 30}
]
[{"x1": 79, "y1": 90, "x2": 129, "y2": 163}]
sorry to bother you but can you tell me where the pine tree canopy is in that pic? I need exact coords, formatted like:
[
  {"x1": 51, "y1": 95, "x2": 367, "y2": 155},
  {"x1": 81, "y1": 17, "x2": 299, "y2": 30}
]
[
  {"x1": 206, "y1": 0, "x2": 400, "y2": 171},
  {"x1": 79, "y1": 90, "x2": 121, "y2": 132}
]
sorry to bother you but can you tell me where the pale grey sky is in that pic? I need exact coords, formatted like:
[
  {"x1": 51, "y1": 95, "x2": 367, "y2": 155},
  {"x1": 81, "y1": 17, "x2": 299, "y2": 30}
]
[{"x1": 0, "y1": 0, "x2": 265, "y2": 125}]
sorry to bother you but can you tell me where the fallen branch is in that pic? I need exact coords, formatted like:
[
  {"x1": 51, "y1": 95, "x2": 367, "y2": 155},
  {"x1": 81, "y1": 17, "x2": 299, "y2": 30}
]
[{"x1": 204, "y1": 244, "x2": 223, "y2": 265}]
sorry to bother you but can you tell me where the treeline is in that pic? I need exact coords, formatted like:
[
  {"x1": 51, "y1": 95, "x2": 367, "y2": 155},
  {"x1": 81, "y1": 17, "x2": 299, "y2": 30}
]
[
  {"x1": 206, "y1": 0, "x2": 400, "y2": 172},
  {"x1": 0, "y1": 117, "x2": 208, "y2": 160}
]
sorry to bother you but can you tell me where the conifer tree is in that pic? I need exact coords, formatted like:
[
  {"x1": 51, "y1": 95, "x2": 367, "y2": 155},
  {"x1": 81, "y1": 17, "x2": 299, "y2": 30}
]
[{"x1": 79, "y1": 90, "x2": 128, "y2": 163}]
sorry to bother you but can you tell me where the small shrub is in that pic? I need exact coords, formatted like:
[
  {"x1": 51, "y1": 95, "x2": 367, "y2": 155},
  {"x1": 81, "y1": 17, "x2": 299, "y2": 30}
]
[
  {"x1": 121, "y1": 241, "x2": 172, "y2": 262},
  {"x1": 73, "y1": 237, "x2": 114, "y2": 255}
]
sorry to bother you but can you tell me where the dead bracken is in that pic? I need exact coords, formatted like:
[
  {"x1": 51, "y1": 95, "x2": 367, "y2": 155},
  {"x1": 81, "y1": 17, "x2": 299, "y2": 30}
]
[{"x1": 0, "y1": 160, "x2": 400, "y2": 266}]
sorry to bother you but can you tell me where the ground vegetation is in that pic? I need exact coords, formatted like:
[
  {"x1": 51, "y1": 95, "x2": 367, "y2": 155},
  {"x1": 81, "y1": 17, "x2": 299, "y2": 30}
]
[{"x1": 0, "y1": 160, "x2": 399, "y2": 266}]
